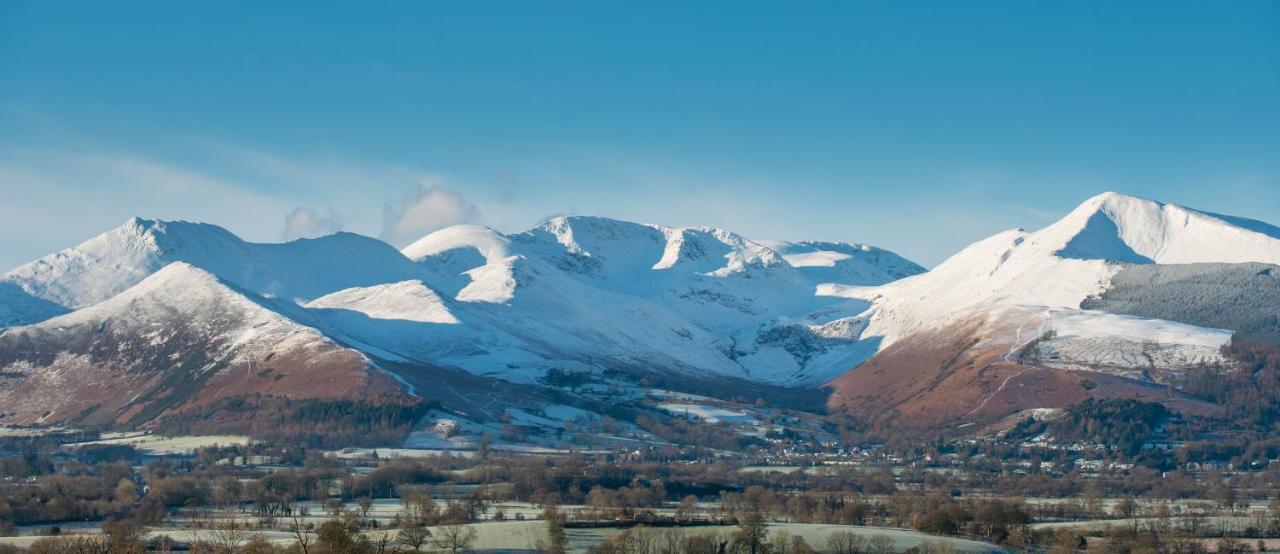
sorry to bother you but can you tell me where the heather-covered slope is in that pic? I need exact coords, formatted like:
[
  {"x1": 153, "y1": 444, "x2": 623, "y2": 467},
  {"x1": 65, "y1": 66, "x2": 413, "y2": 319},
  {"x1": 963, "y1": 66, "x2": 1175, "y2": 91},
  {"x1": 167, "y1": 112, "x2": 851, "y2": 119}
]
[{"x1": 0, "y1": 263, "x2": 403, "y2": 431}]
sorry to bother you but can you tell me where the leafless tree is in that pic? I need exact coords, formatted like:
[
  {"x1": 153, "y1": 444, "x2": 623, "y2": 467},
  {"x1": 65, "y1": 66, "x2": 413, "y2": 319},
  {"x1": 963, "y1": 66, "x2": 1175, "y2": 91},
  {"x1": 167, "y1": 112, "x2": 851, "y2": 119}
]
[
  {"x1": 290, "y1": 514, "x2": 313, "y2": 554},
  {"x1": 397, "y1": 521, "x2": 431, "y2": 551},
  {"x1": 432, "y1": 524, "x2": 477, "y2": 554}
]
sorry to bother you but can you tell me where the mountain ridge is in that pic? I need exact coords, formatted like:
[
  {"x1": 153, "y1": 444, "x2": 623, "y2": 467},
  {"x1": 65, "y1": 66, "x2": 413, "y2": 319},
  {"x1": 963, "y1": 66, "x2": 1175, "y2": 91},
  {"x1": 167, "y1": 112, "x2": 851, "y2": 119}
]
[
  {"x1": 5, "y1": 192, "x2": 1280, "y2": 444},
  {"x1": 826, "y1": 192, "x2": 1280, "y2": 435},
  {"x1": 0, "y1": 262, "x2": 398, "y2": 429}
]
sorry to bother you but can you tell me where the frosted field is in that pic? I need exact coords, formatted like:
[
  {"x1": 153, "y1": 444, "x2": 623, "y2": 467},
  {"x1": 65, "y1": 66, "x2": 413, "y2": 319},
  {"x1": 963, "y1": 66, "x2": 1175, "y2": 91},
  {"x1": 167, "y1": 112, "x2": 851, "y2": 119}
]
[
  {"x1": 1035, "y1": 336, "x2": 1225, "y2": 376},
  {"x1": 656, "y1": 403, "x2": 758, "y2": 424},
  {"x1": 63, "y1": 433, "x2": 251, "y2": 454},
  {"x1": 1031, "y1": 515, "x2": 1256, "y2": 533},
  {"x1": 736, "y1": 466, "x2": 850, "y2": 476},
  {"x1": 328, "y1": 447, "x2": 476, "y2": 460},
  {"x1": 1047, "y1": 309, "x2": 1232, "y2": 350},
  {"x1": 1028, "y1": 308, "x2": 1231, "y2": 377},
  {"x1": 1, "y1": 519, "x2": 1007, "y2": 553},
  {"x1": 0, "y1": 426, "x2": 74, "y2": 437},
  {"x1": 372, "y1": 521, "x2": 1009, "y2": 553}
]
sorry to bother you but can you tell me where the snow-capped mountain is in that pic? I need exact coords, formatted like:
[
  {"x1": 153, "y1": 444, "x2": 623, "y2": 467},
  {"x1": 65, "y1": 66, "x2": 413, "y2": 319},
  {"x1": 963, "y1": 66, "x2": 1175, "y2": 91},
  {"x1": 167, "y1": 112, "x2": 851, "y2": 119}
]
[
  {"x1": 363, "y1": 215, "x2": 921, "y2": 385},
  {"x1": 0, "y1": 263, "x2": 397, "y2": 427},
  {"x1": 7, "y1": 191, "x2": 1276, "y2": 441},
  {"x1": 831, "y1": 192, "x2": 1280, "y2": 346},
  {"x1": 0, "y1": 214, "x2": 922, "y2": 432},
  {"x1": 2, "y1": 217, "x2": 427, "y2": 313},
  {"x1": 758, "y1": 240, "x2": 925, "y2": 286},
  {"x1": 827, "y1": 192, "x2": 1280, "y2": 432},
  {"x1": 0, "y1": 282, "x2": 68, "y2": 329}
]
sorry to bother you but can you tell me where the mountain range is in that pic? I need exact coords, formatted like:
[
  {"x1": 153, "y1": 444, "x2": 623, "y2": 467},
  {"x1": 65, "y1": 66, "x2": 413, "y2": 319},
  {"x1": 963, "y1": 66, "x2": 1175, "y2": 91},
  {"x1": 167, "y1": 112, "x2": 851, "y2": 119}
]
[{"x1": 2, "y1": 192, "x2": 1278, "y2": 446}]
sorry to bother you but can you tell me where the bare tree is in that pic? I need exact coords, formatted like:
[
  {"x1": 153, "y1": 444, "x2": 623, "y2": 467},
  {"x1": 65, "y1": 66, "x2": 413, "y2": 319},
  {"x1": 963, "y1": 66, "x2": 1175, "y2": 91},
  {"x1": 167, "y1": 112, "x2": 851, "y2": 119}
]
[
  {"x1": 868, "y1": 534, "x2": 894, "y2": 554},
  {"x1": 242, "y1": 535, "x2": 275, "y2": 554},
  {"x1": 401, "y1": 492, "x2": 438, "y2": 526},
  {"x1": 432, "y1": 524, "x2": 478, "y2": 554},
  {"x1": 397, "y1": 521, "x2": 432, "y2": 551},
  {"x1": 546, "y1": 515, "x2": 567, "y2": 554},
  {"x1": 191, "y1": 514, "x2": 247, "y2": 554},
  {"x1": 374, "y1": 532, "x2": 399, "y2": 554},
  {"x1": 325, "y1": 499, "x2": 344, "y2": 517},
  {"x1": 677, "y1": 495, "x2": 700, "y2": 521},
  {"x1": 732, "y1": 514, "x2": 769, "y2": 554},
  {"x1": 1216, "y1": 536, "x2": 1249, "y2": 554},
  {"x1": 290, "y1": 514, "x2": 313, "y2": 554},
  {"x1": 827, "y1": 531, "x2": 866, "y2": 554}
]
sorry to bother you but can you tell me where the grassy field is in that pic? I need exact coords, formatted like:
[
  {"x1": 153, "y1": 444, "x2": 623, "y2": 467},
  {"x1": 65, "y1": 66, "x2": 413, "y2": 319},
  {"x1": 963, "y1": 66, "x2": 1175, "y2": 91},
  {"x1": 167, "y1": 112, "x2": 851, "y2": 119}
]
[
  {"x1": 0, "y1": 521, "x2": 1008, "y2": 553},
  {"x1": 62, "y1": 433, "x2": 251, "y2": 454},
  {"x1": 420, "y1": 521, "x2": 1010, "y2": 553}
]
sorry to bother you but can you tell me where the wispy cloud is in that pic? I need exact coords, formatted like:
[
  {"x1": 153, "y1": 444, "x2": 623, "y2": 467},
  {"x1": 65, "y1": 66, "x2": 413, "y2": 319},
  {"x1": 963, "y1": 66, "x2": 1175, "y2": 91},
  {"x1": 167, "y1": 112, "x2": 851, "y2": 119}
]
[
  {"x1": 281, "y1": 206, "x2": 345, "y2": 240},
  {"x1": 380, "y1": 180, "x2": 480, "y2": 247}
]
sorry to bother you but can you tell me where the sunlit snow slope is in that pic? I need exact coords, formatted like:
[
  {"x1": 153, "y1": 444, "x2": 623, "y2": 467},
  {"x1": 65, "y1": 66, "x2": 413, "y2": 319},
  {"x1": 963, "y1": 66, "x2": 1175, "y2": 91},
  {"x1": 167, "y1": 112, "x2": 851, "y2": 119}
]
[
  {"x1": 827, "y1": 192, "x2": 1280, "y2": 432},
  {"x1": 2, "y1": 215, "x2": 924, "y2": 388}
]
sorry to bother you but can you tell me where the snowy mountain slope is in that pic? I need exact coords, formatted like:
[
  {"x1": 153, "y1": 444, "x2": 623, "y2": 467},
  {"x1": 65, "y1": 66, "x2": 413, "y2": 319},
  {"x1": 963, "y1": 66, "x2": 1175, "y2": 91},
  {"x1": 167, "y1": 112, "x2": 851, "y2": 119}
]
[
  {"x1": 344, "y1": 227, "x2": 766, "y2": 384},
  {"x1": 0, "y1": 262, "x2": 399, "y2": 428},
  {"x1": 2, "y1": 217, "x2": 429, "y2": 312},
  {"x1": 401, "y1": 224, "x2": 518, "y2": 303},
  {"x1": 1, "y1": 214, "x2": 921, "y2": 391},
  {"x1": 827, "y1": 192, "x2": 1280, "y2": 433},
  {"x1": 393, "y1": 215, "x2": 922, "y2": 385},
  {"x1": 1052, "y1": 192, "x2": 1280, "y2": 264},
  {"x1": 5, "y1": 191, "x2": 1277, "y2": 442},
  {"x1": 507, "y1": 217, "x2": 812, "y2": 319},
  {"x1": 833, "y1": 192, "x2": 1280, "y2": 349},
  {"x1": 0, "y1": 282, "x2": 68, "y2": 329},
  {"x1": 758, "y1": 240, "x2": 926, "y2": 286},
  {"x1": 305, "y1": 280, "x2": 459, "y2": 324},
  {"x1": 1026, "y1": 309, "x2": 1231, "y2": 382}
]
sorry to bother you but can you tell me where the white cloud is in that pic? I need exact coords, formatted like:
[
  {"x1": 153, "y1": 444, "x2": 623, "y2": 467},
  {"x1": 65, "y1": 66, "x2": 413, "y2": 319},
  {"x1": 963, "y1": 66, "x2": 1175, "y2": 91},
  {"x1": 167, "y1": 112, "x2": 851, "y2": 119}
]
[
  {"x1": 281, "y1": 206, "x2": 345, "y2": 240},
  {"x1": 380, "y1": 181, "x2": 480, "y2": 247}
]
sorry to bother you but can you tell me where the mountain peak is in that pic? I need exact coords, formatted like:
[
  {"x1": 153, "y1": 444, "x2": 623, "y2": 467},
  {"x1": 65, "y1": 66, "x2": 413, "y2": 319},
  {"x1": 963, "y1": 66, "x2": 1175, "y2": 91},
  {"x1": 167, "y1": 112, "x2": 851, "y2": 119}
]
[
  {"x1": 122, "y1": 216, "x2": 157, "y2": 232},
  {"x1": 38, "y1": 261, "x2": 258, "y2": 330},
  {"x1": 1082, "y1": 190, "x2": 1149, "y2": 205},
  {"x1": 1047, "y1": 192, "x2": 1280, "y2": 265},
  {"x1": 4, "y1": 217, "x2": 427, "y2": 314},
  {"x1": 401, "y1": 224, "x2": 511, "y2": 263},
  {"x1": 138, "y1": 260, "x2": 235, "y2": 290}
]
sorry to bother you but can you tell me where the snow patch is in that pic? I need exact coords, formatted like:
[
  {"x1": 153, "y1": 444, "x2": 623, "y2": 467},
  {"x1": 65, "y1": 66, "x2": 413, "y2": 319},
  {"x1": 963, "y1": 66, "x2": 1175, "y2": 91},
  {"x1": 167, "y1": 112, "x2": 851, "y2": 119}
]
[{"x1": 305, "y1": 280, "x2": 458, "y2": 324}]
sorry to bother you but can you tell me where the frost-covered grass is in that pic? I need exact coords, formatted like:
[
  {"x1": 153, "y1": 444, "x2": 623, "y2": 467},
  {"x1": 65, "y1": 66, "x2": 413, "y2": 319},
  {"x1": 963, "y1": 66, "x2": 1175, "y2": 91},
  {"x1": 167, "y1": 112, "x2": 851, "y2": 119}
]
[
  {"x1": 656, "y1": 403, "x2": 757, "y2": 425},
  {"x1": 64, "y1": 433, "x2": 251, "y2": 455},
  {"x1": 0, "y1": 522, "x2": 1015, "y2": 553},
  {"x1": 1048, "y1": 309, "x2": 1232, "y2": 348},
  {"x1": 327, "y1": 447, "x2": 476, "y2": 460},
  {"x1": 1026, "y1": 308, "x2": 1232, "y2": 376},
  {"x1": 0, "y1": 426, "x2": 75, "y2": 437},
  {"x1": 442, "y1": 521, "x2": 1009, "y2": 553}
]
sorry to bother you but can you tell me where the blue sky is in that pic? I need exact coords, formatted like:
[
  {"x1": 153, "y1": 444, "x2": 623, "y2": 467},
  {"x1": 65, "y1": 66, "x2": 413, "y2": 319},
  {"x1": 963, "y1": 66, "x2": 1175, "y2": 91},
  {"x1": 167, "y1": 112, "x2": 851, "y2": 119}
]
[{"x1": 2, "y1": 1, "x2": 1278, "y2": 269}]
